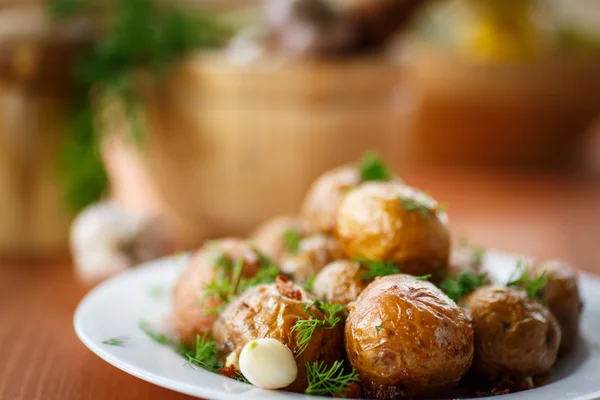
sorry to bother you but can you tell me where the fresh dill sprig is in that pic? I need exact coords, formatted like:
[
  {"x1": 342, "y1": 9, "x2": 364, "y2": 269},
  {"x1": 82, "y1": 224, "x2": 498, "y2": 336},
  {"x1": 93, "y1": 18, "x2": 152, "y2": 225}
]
[
  {"x1": 303, "y1": 275, "x2": 316, "y2": 292},
  {"x1": 185, "y1": 334, "x2": 220, "y2": 373},
  {"x1": 282, "y1": 229, "x2": 302, "y2": 254},
  {"x1": 235, "y1": 373, "x2": 250, "y2": 383},
  {"x1": 439, "y1": 271, "x2": 488, "y2": 301},
  {"x1": 507, "y1": 260, "x2": 548, "y2": 300},
  {"x1": 292, "y1": 300, "x2": 346, "y2": 356},
  {"x1": 400, "y1": 198, "x2": 434, "y2": 218},
  {"x1": 356, "y1": 259, "x2": 400, "y2": 282},
  {"x1": 305, "y1": 360, "x2": 360, "y2": 397},
  {"x1": 147, "y1": 284, "x2": 164, "y2": 300},
  {"x1": 358, "y1": 151, "x2": 392, "y2": 182},
  {"x1": 102, "y1": 336, "x2": 129, "y2": 347},
  {"x1": 139, "y1": 320, "x2": 191, "y2": 357}
]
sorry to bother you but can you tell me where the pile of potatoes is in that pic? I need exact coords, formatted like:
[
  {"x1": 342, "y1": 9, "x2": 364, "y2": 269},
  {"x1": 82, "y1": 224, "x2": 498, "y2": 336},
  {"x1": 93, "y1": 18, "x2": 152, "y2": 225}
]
[{"x1": 171, "y1": 157, "x2": 583, "y2": 398}]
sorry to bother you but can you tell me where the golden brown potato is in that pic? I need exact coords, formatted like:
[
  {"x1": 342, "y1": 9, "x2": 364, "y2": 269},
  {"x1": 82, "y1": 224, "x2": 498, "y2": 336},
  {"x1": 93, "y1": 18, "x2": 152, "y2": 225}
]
[
  {"x1": 301, "y1": 165, "x2": 362, "y2": 234},
  {"x1": 301, "y1": 164, "x2": 403, "y2": 234},
  {"x1": 312, "y1": 260, "x2": 368, "y2": 306},
  {"x1": 250, "y1": 215, "x2": 306, "y2": 262},
  {"x1": 345, "y1": 274, "x2": 474, "y2": 397},
  {"x1": 463, "y1": 285, "x2": 561, "y2": 377},
  {"x1": 213, "y1": 276, "x2": 344, "y2": 392},
  {"x1": 279, "y1": 233, "x2": 344, "y2": 283},
  {"x1": 336, "y1": 182, "x2": 450, "y2": 279},
  {"x1": 171, "y1": 238, "x2": 261, "y2": 345},
  {"x1": 530, "y1": 259, "x2": 583, "y2": 352}
]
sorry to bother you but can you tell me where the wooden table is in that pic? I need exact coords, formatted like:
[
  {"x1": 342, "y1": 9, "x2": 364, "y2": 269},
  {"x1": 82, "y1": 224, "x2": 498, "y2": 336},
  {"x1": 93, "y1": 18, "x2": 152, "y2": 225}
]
[{"x1": 2, "y1": 170, "x2": 600, "y2": 400}]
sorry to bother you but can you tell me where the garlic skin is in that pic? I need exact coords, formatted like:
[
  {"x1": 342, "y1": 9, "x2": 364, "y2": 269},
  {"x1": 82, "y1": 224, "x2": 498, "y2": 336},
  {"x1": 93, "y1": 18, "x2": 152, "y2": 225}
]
[
  {"x1": 238, "y1": 338, "x2": 298, "y2": 390},
  {"x1": 70, "y1": 201, "x2": 167, "y2": 284}
]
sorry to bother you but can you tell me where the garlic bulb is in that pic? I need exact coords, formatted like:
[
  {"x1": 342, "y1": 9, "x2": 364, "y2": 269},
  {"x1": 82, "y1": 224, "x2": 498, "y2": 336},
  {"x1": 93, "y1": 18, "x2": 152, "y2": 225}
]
[
  {"x1": 238, "y1": 338, "x2": 297, "y2": 389},
  {"x1": 70, "y1": 201, "x2": 167, "y2": 284}
]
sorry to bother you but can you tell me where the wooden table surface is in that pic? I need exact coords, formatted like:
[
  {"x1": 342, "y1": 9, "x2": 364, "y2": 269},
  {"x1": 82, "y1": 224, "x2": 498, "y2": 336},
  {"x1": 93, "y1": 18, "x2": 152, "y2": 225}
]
[{"x1": 2, "y1": 170, "x2": 600, "y2": 400}]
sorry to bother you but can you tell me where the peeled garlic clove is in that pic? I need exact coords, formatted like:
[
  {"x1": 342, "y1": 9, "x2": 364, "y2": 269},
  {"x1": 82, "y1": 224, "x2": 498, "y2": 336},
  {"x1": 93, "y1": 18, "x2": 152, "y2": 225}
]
[{"x1": 238, "y1": 338, "x2": 297, "y2": 390}]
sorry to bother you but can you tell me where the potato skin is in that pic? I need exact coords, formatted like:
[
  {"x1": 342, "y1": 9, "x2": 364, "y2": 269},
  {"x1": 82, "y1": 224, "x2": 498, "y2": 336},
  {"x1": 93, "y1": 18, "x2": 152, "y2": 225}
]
[
  {"x1": 171, "y1": 238, "x2": 260, "y2": 345},
  {"x1": 336, "y1": 182, "x2": 450, "y2": 279},
  {"x1": 301, "y1": 165, "x2": 362, "y2": 234},
  {"x1": 250, "y1": 215, "x2": 306, "y2": 262},
  {"x1": 345, "y1": 274, "x2": 474, "y2": 397},
  {"x1": 213, "y1": 279, "x2": 344, "y2": 392},
  {"x1": 312, "y1": 260, "x2": 368, "y2": 306},
  {"x1": 463, "y1": 286, "x2": 561, "y2": 377},
  {"x1": 530, "y1": 259, "x2": 583, "y2": 352},
  {"x1": 280, "y1": 233, "x2": 344, "y2": 283}
]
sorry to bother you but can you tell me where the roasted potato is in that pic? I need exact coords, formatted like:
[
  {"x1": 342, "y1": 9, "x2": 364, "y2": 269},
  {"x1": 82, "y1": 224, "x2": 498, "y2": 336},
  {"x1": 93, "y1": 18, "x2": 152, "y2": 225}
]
[
  {"x1": 301, "y1": 163, "x2": 402, "y2": 234},
  {"x1": 280, "y1": 233, "x2": 344, "y2": 283},
  {"x1": 312, "y1": 260, "x2": 368, "y2": 306},
  {"x1": 463, "y1": 285, "x2": 561, "y2": 377},
  {"x1": 345, "y1": 274, "x2": 474, "y2": 397},
  {"x1": 301, "y1": 165, "x2": 363, "y2": 234},
  {"x1": 171, "y1": 238, "x2": 261, "y2": 345},
  {"x1": 336, "y1": 182, "x2": 450, "y2": 279},
  {"x1": 530, "y1": 259, "x2": 583, "y2": 352},
  {"x1": 250, "y1": 215, "x2": 306, "y2": 262},
  {"x1": 213, "y1": 276, "x2": 344, "y2": 392}
]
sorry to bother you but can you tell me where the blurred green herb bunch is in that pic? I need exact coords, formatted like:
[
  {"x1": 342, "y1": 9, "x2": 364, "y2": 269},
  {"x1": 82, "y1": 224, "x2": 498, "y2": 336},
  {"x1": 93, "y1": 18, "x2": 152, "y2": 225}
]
[{"x1": 49, "y1": 0, "x2": 230, "y2": 211}]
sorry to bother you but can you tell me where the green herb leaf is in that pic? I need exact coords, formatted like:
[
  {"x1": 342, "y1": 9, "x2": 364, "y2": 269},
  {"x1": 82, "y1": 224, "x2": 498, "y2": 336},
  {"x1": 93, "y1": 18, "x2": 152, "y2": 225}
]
[
  {"x1": 139, "y1": 320, "x2": 191, "y2": 357},
  {"x1": 358, "y1": 151, "x2": 392, "y2": 182},
  {"x1": 49, "y1": 0, "x2": 230, "y2": 211},
  {"x1": 102, "y1": 336, "x2": 129, "y2": 347},
  {"x1": 440, "y1": 271, "x2": 487, "y2": 301},
  {"x1": 415, "y1": 274, "x2": 432, "y2": 281},
  {"x1": 305, "y1": 360, "x2": 360, "y2": 397},
  {"x1": 303, "y1": 275, "x2": 316, "y2": 292},
  {"x1": 507, "y1": 260, "x2": 548, "y2": 300},
  {"x1": 440, "y1": 271, "x2": 488, "y2": 302},
  {"x1": 235, "y1": 373, "x2": 250, "y2": 383},
  {"x1": 400, "y1": 198, "x2": 434, "y2": 218},
  {"x1": 185, "y1": 334, "x2": 220, "y2": 373},
  {"x1": 282, "y1": 229, "x2": 302, "y2": 254},
  {"x1": 356, "y1": 259, "x2": 401, "y2": 282},
  {"x1": 292, "y1": 300, "x2": 346, "y2": 356}
]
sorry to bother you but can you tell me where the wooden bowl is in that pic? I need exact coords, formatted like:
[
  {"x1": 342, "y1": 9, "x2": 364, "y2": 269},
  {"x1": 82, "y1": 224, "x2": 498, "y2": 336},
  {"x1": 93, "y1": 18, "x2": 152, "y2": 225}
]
[
  {"x1": 406, "y1": 41, "x2": 600, "y2": 170},
  {"x1": 106, "y1": 53, "x2": 412, "y2": 247}
]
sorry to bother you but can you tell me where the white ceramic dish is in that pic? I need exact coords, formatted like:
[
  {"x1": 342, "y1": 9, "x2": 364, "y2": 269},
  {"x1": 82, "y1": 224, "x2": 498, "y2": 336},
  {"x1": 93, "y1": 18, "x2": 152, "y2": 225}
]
[{"x1": 74, "y1": 251, "x2": 600, "y2": 400}]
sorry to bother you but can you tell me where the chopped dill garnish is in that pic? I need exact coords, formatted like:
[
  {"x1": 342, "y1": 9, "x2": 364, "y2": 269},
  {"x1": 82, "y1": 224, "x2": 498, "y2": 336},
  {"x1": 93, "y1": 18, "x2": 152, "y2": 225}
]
[
  {"x1": 356, "y1": 259, "x2": 401, "y2": 282},
  {"x1": 415, "y1": 274, "x2": 432, "y2": 281},
  {"x1": 282, "y1": 229, "x2": 302, "y2": 254},
  {"x1": 358, "y1": 151, "x2": 392, "y2": 182},
  {"x1": 235, "y1": 373, "x2": 250, "y2": 383},
  {"x1": 147, "y1": 284, "x2": 164, "y2": 300},
  {"x1": 102, "y1": 336, "x2": 129, "y2": 347},
  {"x1": 305, "y1": 360, "x2": 360, "y2": 397},
  {"x1": 292, "y1": 300, "x2": 346, "y2": 356},
  {"x1": 400, "y1": 198, "x2": 434, "y2": 218},
  {"x1": 375, "y1": 325, "x2": 384, "y2": 334},
  {"x1": 139, "y1": 321, "x2": 191, "y2": 357},
  {"x1": 303, "y1": 274, "x2": 316, "y2": 292},
  {"x1": 185, "y1": 334, "x2": 220, "y2": 373},
  {"x1": 439, "y1": 271, "x2": 488, "y2": 302},
  {"x1": 507, "y1": 260, "x2": 548, "y2": 300}
]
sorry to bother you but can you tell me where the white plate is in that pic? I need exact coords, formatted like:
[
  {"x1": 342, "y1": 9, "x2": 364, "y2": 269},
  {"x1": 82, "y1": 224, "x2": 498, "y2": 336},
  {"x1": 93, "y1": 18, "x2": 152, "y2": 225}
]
[{"x1": 74, "y1": 251, "x2": 600, "y2": 400}]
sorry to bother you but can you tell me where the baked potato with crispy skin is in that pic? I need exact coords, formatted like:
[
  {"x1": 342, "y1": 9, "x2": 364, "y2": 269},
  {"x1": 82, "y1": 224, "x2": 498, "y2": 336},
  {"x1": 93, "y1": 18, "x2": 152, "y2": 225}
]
[
  {"x1": 212, "y1": 276, "x2": 344, "y2": 392},
  {"x1": 530, "y1": 259, "x2": 583, "y2": 352},
  {"x1": 301, "y1": 165, "x2": 363, "y2": 234},
  {"x1": 463, "y1": 285, "x2": 561, "y2": 377},
  {"x1": 280, "y1": 233, "x2": 344, "y2": 283},
  {"x1": 250, "y1": 215, "x2": 306, "y2": 262},
  {"x1": 301, "y1": 164, "x2": 403, "y2": 234},
  {"x1": 336, "y1": 182, "x2": 450, "y2": 279},
  {"x1": 312, "y1": 260, "x2": 368, "y2": 306},
  {"x1": 172, "y1": 238, "x2": 261, "y2": 345},
  {"x1": 345, "y1": 274, "x2": 474, "y2": 398}
]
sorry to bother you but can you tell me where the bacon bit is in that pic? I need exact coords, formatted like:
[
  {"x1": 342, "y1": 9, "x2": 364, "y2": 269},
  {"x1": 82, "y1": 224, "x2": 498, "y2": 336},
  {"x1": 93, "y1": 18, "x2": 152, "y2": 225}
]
[
  {"x1": 334, "y1": 382, "x2": 361, "y2": 398},
  {"x1": 219, "y1": 365, "x2": 237, "y2": 378},
  {"x1": 276, "y1": 275, "x2": 302, "y2": 300}
]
